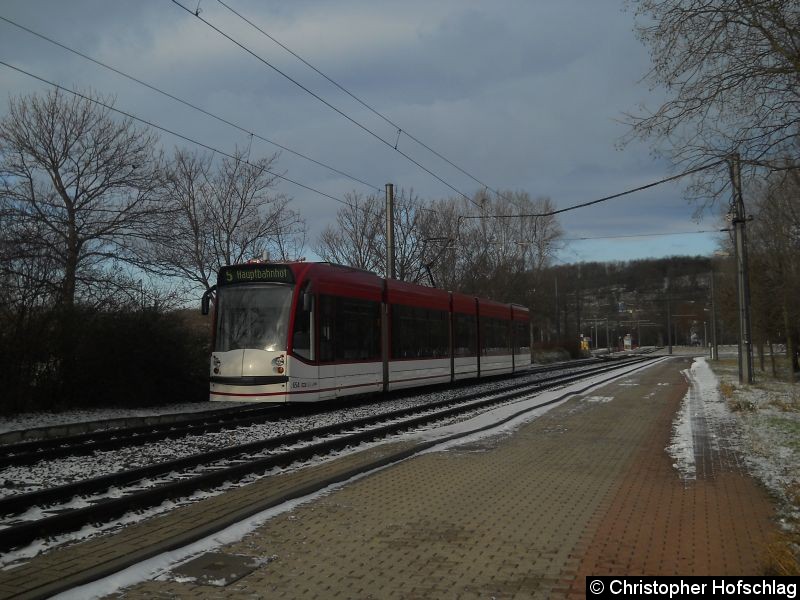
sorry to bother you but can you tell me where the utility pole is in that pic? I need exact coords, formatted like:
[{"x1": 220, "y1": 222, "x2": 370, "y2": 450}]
[
  {"x1": 729, "y1": 154, "x2": 754, "y2": 384},
  {"x1": 385, "y1": 183, "x2": 395, "y2": 280}
]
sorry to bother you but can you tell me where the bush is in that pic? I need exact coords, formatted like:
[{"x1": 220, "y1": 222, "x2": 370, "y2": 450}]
[
  {"x1": 0, "y1": 307, "x2": 210, "y2": 414},
  {"x1": 533, "y1": 339, "x2": 582, "y2": 362}
]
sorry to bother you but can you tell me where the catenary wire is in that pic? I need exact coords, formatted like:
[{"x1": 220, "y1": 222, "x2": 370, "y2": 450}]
[
  {"x1": 562, "y1": 229, "x2": 721, "y2": 241},
  {"x1": 216, "y1": 1, "x2": 732, "y2": 223},
  {"x1": 215, "y1": 0, "x2": 508, "y2": 203},
  {"x1": 456, "y1": 160, "x2": 728, "y2": 220},
  {"x1": 169, "y1": 0, "x2": 486, "y2": 213},
  {"x1": 0, "y1": 59, "x2": 729, "y2": 237},
  {"x1": 0, "y1": 14, "x2": 382, "y2": 194},
  {"x1": 0, "y1": 60, "x2": 357, "y2": 208},
  {"x1": 0, "y1": 54, "x2": 729, "y2": 239}
]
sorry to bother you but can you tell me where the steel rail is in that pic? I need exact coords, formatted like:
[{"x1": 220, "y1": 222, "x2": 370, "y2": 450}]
[{"x1": 0, "y1": 360, "x2": 602, "y2": 467}]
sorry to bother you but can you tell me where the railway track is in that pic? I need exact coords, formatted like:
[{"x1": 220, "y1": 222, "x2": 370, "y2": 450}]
[
  {"x1": 0, "y1": 355, "x2": 656, "y2": 555},
  {"x1": 0, "y1": 359, "x2": 604, "y2": 467}
]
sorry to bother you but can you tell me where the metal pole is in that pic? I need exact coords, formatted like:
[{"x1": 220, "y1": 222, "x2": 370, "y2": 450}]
[
  {"x1": 703, "y1": 321, "x2": 707, "y2": 353},
  {"x1": 710, "y1": 271, "x2": 718, "y2": 360},
  {"x1": 576, "y1": 266, "x2": 582, "y2": 341},
  {"x1": 555, "y1": 276, "x2": 560, "y2": 339},
  {"x1": 729, "y1": 154, "x2": 754, "y2": 383},
  {"x1": 666, "y1": 279, "x2": 673, "y2": 355},
  {"x1": 385, "y1": 183, "x2": 395, "y2": 280}
]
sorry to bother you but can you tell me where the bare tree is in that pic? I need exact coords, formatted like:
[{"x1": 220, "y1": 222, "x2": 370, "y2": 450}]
[
  {"x1": 375, "y1": 188, "x2": 428, "y2": 283},
  {"x1": 421, "y1": 192, "x2": 563, "y2": 300},
  {"x1": 0, "y1": 88, "x2": 164, "y2": 307},
  {"x1": 624, "y1": 0, "x2": 800, "y2": 206},
  {"x1": 314, "y1": 192, "x2": 384, "y2": 273},
  {"x1": 141, "y1": 148, "x2": 306, "y2": 292},
  {"x1": 314, "y1": 189, "x2": 432, "y2": 283},
  {"x1": 747, "y1": 171, "x2": 800, "y2": 380},
  {"x1": 314, "y1": 188, "x2": 563, "y2": 300}
]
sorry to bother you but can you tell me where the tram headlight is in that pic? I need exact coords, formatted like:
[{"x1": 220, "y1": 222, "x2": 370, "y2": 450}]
[{"x1": 272, "y1": 355, "x2": 285, "y2": 374}]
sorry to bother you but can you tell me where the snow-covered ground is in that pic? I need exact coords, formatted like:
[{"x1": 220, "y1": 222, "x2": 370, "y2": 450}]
[
  {"x1": 669, "y1": 355, "x2": 800, "y2": 533},
  {"x1": 0, "y1": 402, "x2": 250, "y2": 436}
]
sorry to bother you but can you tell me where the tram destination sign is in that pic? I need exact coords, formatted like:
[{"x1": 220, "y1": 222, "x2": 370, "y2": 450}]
[{"x1": 218, "y1": 264, "x2": 295, "y2": 286}]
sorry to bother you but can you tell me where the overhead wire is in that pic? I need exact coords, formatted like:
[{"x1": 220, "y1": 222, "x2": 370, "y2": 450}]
[
  {"x1": 456, "y1": 160, "x2": 728, "y2": 221},
  {"x1": 0, "y1": 15, "x2": 731, "y2": 249},
  {"x1": 215, "y1": 0, "x2": 508, "y2": 202},
  {"x1": 169, "y1": 0, "x2": 486, "y2": 214},
  {"x1": 562, "y1": 229, "x2": 721, "y2": 241},
  {"x1": 0, "y1": 60, "x2": 359, "y2": 208},
  {"x1": 213, "y1": 1, "x2": 733, "y2": 222},
  {"x1": 0, "y1": 59, "x2": 729, "y2": 244},
  {"x1": 0, "y1": 14, "x2": 382, "y2": 194}
]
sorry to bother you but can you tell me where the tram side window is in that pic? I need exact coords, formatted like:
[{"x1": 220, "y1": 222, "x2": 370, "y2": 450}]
[
  {"x1": 391, "y1": 305, "x2": 448, "y2": 359},
  {"x1": 481, "y1": 317, "x2": 511, "y2": 356},
  {"x1": 513, "y1": 320, "x2": 531, "y2": 356},
  {"x1": 453, "y1": 313, "x2": 477, "y2": 357},
  {"x1": 319, "y1": 294, "x2": 381, "y2": 363}
]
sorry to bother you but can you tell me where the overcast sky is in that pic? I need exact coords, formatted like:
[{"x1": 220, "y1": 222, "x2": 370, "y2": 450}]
[{"x1": 0, "y1": 0, "x2": 727, "y2": 265}]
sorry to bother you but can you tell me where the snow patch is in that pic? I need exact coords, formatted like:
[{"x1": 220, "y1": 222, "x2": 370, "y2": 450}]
[
  {"x1": 666, "y1": 382, "x2": 696, "y2": 481},
  {"x1": 583, "y1": 396, "x2": 614, "y2": 403}
]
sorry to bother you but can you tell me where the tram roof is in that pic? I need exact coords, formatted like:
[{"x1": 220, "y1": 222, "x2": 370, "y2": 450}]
[{"x1": 225, "y1": 262, "x2": 528, "y2": 316}]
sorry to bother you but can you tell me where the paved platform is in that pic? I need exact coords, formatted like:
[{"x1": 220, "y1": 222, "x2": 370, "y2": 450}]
[{"x1": 0, "y1": 357, "x2": 779, "y2": 599}]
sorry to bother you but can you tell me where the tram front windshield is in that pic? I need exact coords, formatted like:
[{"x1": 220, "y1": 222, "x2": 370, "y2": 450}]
[{"x1": 215, "y1": 284, "x2": 294, "y2": 352}]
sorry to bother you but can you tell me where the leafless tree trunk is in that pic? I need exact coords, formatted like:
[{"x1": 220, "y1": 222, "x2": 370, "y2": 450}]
[{"x1": 747, "y1": 170, "x2": 800, "y2": 382}]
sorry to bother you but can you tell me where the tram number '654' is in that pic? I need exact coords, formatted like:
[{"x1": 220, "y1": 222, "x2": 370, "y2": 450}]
[{"x1": 291, "y1": 380, "x2": 317, "y2": 389}]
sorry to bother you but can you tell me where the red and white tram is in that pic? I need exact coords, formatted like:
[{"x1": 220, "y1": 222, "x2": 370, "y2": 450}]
[{"x1": 202, "y1": 262, "x2": 531, "y2": 402}]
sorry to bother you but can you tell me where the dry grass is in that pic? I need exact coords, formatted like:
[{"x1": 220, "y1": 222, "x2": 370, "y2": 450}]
[
  {"x1": 709, "y1": 359, "x2": 800, "y2": 574},
  {"x1": 762, "y1": 483, "x2": 800, "y2": 575},
  {"x1": 720, "y1": 381, "x2": 758, "y2": 411},
  {"x1": 762, "y1": 532, "x2": 800, "y2": 576},
  {"x1": 719, "y1": 381, "x2": 736, "y2": 399}
]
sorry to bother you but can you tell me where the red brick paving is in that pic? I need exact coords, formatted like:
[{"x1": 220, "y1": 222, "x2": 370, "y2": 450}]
[{"x1": 566, "y1": 360, "x2": 776, "y2": 597}]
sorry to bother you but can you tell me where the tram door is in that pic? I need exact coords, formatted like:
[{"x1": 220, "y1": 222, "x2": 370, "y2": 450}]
[
  {"x1": 317, "y1": 294, "x2": 337, "y2": 400},
  {"x1": 289, "y1": 286, "x2": 320, "y2": 401}
]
